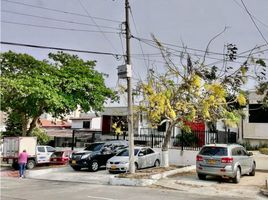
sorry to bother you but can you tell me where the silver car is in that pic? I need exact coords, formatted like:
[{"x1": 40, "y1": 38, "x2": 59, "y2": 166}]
[
  {"x1": 196, "y1": 144, "x2": 256, "y2": 183},
  {"x1": 106, "y1": 147, "x2": 161, "y2": 173}
]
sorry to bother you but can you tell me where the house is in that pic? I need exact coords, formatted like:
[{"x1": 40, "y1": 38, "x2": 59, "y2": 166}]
[
  {"x1": 239, "y1": 91, "x2": 268, "y2": 146},
  {"x1": 69, "y1": 107, "x2": 133, "y2": 147}
]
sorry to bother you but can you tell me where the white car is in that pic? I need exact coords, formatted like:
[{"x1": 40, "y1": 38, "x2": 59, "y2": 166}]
[{"x1": 106, "y1": 147, "x2": 161, "y2": 173}]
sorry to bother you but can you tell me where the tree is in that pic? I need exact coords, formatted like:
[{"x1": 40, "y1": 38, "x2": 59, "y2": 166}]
[
  {"x1": 138, "y1": 36, "x2": 267, "y2": 167},
  {"x1": 0, "y1": 51, "x2": 116, "y2": 136}
]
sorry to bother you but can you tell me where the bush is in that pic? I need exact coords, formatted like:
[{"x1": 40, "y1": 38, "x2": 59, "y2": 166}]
[
  {"x1": 31, "y1": 128, "x2": 51, "y2": 145},
  {"x1": 259, "y1": 148, "x2": 268, "y2": 155},
  {"x1": 240, "y1": 140, "x2": 268, "y2": 151},
  {"x1": 240, "y1": 140, "x2": 258, "y2": 150}
]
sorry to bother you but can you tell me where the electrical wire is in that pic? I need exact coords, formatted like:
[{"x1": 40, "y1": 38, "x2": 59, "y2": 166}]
[
  {"x1": 1, "y1": 20, "x2": 119, "y2": 34},
  {"x1": 78, "y1": 0, "x2": 119, "y2": 54},
  {"x1": 2, "y1": 0, "x2": 121, "y2": 23},
  {"x1": 129, "y1": 6, "x2": 149, "y2": 70},
  {"x1": 2, "y1": 10, "x2": 120, "y2": 31},
  {"x1": 233, "y1": 0, "x2": 268, "y2": 30},
  {"x1": 240, "y1": 0, "x2": 268, "y2": 46},
  {"x1": 1, "y1": 41, "x2": 123, "y2": 58}
]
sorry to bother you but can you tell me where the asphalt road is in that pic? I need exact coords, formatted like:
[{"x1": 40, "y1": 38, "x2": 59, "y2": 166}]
[{"x1": 1, "y1": 177, "x2": 257, "y2": 200}]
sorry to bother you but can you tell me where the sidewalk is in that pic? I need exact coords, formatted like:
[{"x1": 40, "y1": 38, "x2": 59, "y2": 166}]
[{"x1": 154, "y1": 170, "x2": 268, "y2": 199}]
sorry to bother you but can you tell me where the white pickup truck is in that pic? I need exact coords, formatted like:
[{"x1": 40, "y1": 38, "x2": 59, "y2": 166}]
[{"x1": 2, "y1": 137, "x2": 56, "y2": 169}]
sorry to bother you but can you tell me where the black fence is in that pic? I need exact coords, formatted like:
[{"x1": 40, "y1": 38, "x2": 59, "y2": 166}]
[{"x1": 114, "y1": 129, "x2": 237, "y2": 151}]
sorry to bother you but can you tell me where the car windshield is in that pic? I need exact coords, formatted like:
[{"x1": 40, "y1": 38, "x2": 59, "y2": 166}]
[
  {"x1": 199, "y1": 147, "x2": 227, "y2": 156},
  {"x1": 51, "y1": 152, "x2": 63, "y2": 158},
  {"x1": 84, "y1": 143, "x2": 104, "y2": 151},
  {"x1": 117, "y1": 149, "x2": 139, "y2": 156}
]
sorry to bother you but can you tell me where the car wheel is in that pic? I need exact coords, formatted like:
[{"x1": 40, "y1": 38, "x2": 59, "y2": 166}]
[
  {"x1": 249, "y1": 163, "x2": 256, "y2": 176},
  {"x1": 89, "y1": 160, "x2": 99, "y2": 172},
  {"x1": 154, "y1": 159, "x2": 160, "y2": 167},
  {"x1": 12, "y1": 162, "x2": 19, "y2": 170},
  {"x1": 26, "y1": 160, "x2": 36, "y2": 169},
  {"x1": 72, "y1": 166, "x2": 81, "y2": 171},
  {"x1": 232, "y1": 168, "x2": 241, "y2": 183},
  {"x1": 197, "y1": 173, "x2": 206, "y2": 180}
]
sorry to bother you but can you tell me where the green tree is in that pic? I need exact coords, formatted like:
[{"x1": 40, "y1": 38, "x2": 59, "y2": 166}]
[
  {"x1": 138, "y1": 37, "x2": 267, "y2": 167},
  {"x1": 0, "y1": 51, "x2": 116, "y2": 136},
  {"x1": 31, "y1": 128, "x2": 51, "y2": 145}
]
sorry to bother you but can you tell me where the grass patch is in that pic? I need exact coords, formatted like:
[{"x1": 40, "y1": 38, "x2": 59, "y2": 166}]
[{"x1": 259, "y1": 148, "x2": 268, "y2": 155}]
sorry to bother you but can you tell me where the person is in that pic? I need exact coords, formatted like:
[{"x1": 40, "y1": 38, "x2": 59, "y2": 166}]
[{"x1": 18, "y1": 149, "x2": 28, "y2": 178}]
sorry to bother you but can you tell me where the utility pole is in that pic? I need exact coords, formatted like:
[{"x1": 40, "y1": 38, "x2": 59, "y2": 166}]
[{"x1": 125, "y1": 0, "x2": 135, "y2": 174}]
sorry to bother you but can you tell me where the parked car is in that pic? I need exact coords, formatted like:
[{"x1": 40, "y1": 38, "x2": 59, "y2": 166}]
[
  {"x1": 106, "y1": 147, "x2": 161, "y2": 173},
  {"x1": 69, "y1": 140, "x2": 128, "y2": 172},
  {"x1": 196, "y1": 144, "x2": 256, "y2": 183},
  {"x1": 50, "y1": 150, "x2": 73, "y2": 165}
]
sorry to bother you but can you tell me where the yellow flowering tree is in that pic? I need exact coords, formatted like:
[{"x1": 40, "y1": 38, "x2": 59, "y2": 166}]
[{"x1": 138, "y1": 37, "x2": 267, "y2": 167}]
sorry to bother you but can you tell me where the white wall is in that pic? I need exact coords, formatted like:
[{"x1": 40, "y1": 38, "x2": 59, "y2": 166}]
[
  {"x1": 154, "y1": 148, "x2": 198, "y2": 166},
  {"x1": 91, "y1": 117, "x2": 101, "y2": 130},
  {"x1": 71, "y1": 120, "x2": 83, "y2": 129}
]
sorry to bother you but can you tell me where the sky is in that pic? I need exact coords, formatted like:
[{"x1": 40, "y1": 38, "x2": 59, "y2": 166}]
[{"x1": 1, "y1": 0, "x2": 268, "y2": 106}]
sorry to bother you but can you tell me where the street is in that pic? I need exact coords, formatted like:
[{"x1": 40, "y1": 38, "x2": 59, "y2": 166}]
[{"x1": 0, "y1": 177, "x2": 261, "y2": 200}]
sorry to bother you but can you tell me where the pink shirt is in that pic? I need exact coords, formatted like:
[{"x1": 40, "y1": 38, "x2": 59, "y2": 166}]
[{"x1": 18, "y1": 152, "x2": 28, "y2": 164}]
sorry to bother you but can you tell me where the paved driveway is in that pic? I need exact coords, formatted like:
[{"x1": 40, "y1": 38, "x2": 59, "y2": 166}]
[
  {"x1": 26, "y1": 165, "x2": 114, "y2": 185},
  {"x1": 155, "y1": 170, "x2": 268, "y2": 199}
]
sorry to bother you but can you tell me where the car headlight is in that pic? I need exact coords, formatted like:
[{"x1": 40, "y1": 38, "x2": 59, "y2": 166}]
[{"x1": 81, "y1": 154, "x2": 91, "y2": 159}]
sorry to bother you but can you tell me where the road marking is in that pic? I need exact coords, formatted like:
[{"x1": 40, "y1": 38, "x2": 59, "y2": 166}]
[{"x1": 87, "y1": 195, "x2": 118, "y2": 200}]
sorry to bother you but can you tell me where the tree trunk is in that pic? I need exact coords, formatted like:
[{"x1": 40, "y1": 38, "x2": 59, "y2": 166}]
[
  {"x1": 161, "y1": 123, "x2": 173, "y2": 168},
  {"x1": 27, "y1": 115, "x2": 40, "y2": 135},
  {"x1": 21, "y1": 113, "x2": 28, "y2": 136}
]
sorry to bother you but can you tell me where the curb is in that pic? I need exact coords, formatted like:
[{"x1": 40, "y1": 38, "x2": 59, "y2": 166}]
[
  {"x1": 260, "y1": 188, "x2": 268, "y2": 197},
  {"x1": 109, "y1": 165, "x2": 195, "y2": 186}
]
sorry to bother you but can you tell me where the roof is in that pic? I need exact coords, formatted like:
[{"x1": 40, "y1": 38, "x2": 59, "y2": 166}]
[{"x1": 39, "y1": 119, "x2": 71, "y2": 128}]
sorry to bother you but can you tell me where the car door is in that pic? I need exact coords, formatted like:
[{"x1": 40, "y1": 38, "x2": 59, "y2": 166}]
[
  {"x1": 237, "y1": 147, "x2": 248, "y2": 174},
  {"x1": 241, "y1": 148, "x2": 252, "y2": 173},
  {"x1": 99, "y1": 143, "x2": 114, "y2": 166},
  {"x1": 137, "y1": 148, "x2": 147, "y2": 168},
  {"x1": 146, "y1": 148, "x2": 156, "y2": 167},
  {"x1": 45, "y1": 146, "x2": 56, "y2": 162},
  {"x1": 36, "y1": 146, "x2": 48, "y2": 163}
]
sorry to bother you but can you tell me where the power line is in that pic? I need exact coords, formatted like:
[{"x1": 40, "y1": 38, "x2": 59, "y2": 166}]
[
  {"x1": 1, "y1": 20, "x2": 119, "y2": 34},
  {"x1": 240, "y1": 0, "x2": 268, "y2": 46},
  {"x1": 78, "y1": 0, "x2": 119, "y2": 54},
  {"x1": 0, "y1": 41, "x2": 123, "y2": 58},
  {"x1": 3, "y1": 0, "x2": 121, "y2": 23},
  {"x1": 233, "y1": 0, "x2": 268, "y2": 30},
  {"x1": 132, "y1": 36, "x2": 226, "y2": 57},
  {"x1": 129, "y1": 7, "x2": 149, "y2": 70},
  {"x1": 134, "y1": 36, "x2": 268, "y2": 61},
  {"x1": 2, "y1": 10, "x2": 120, "y2": 30}
]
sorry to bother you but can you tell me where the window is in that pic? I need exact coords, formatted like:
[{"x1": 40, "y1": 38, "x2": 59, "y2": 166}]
[
  {"x1": 249, "y1": 104, "x2": 268, "y2": 123},
  {"x1": 37, "y1": 147, "x2": 45, "y2": 152},
  {"x1": 46, "y1": 146, "x2": 56, "y2": 152},
  {"x1": 232, "y1": 148, "x2": 238, "y2": 156},
  {"x1": 139, "y1": 148, "x2": 147, "y2": 156},
  {"x1": 85, "y1": 143, "x2": 104, "y2": 151},
  {"x1": 146, "y1": 148, "x2": 155, "y2": 154},
  {"x1": 83, "y1": 121, "x2": 91, "y2": 129},
  {"x1": 199, "y1": 147, "x2": 227, "y2": 156}
]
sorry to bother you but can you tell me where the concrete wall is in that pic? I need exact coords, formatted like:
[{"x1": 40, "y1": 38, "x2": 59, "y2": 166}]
[
  {"x1": 71, "y1": 117, "x2": 101, "y2": 130},
  {"x1": 154, "y1": 148, "x2": 198, "y2": 166}
]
